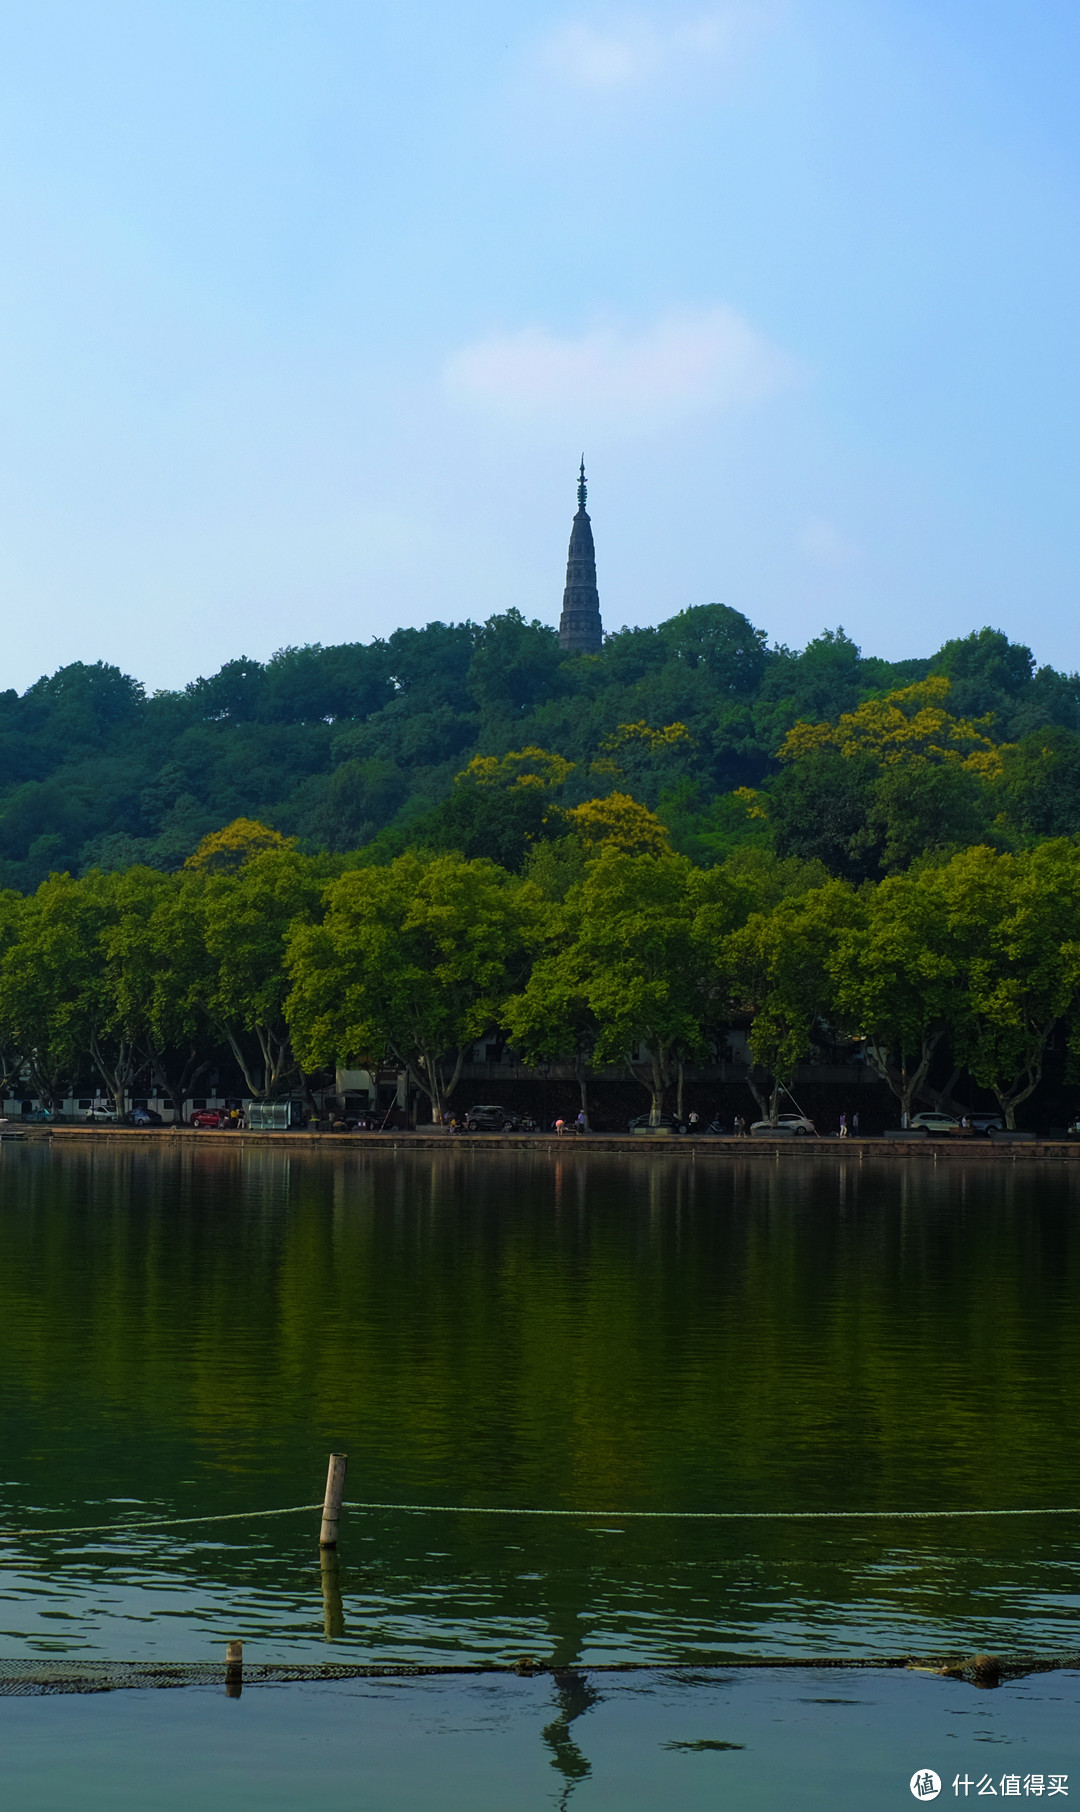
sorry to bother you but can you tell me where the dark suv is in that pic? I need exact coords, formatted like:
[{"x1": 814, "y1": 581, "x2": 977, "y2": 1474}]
[{"x1": 464, "y1": 1105, "x2": 519, "y2": 1132}]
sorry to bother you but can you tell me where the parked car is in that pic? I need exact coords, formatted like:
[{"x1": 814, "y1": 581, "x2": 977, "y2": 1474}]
[
  {"x1": 968, "y1": 1113, "x2": 1004, "y2": 1133},
  {"x1": 84, "y1": 1106, "x2": 117, "y2": 1122},
  {"x1": 126, "y1": 1107, "x2": 163, "y2": 1126},
  {"x1": 909, "y1": 1111, "x2": 961, "y2": 1135},
  {"x1": 189, "y1": 1108, "x2": 228, "y2": 1129},
  {"x1": 24, "y1": 1107, "x2": 55, "y2": 1123},
  {"x1": 464, "y1": 1105, "x2": 520, "y2": 1132},
  {"x1": 750, "y1": 1114, "x2": 816, "y2": 1136},
  {"x1": 628, "y1": 1114, "x2": 686, "y2": 1134}
]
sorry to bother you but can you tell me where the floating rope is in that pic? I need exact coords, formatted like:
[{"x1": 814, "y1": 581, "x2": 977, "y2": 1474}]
[
  {"x1": 2, "y1": 1504, "x2": 322, "y2": 1540},
  {"x1": 1, "y1": 1654, "x2": 1078, "y2": 1697},
  {"x1": 344, "y1": 1502, "x2": 1080, "y2": 1521},
  {"x1": 5, "y1": 1500, "x2": 1080, "y2": 1543}
]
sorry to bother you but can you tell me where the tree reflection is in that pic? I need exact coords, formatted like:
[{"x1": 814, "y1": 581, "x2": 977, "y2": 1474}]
[{"x1": 541, "y1": 1668, "x2": 601, "y2": 1808}]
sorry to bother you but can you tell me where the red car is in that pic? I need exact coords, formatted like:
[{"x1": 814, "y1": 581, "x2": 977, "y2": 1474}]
[{"x1": 190, "y1": 1109, "x2": 228, "y2": 1129}]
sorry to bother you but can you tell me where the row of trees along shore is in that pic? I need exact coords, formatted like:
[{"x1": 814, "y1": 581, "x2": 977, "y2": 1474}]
[{"x1": 3, "y1": 780, "x2": 1080, "y2": 1128}]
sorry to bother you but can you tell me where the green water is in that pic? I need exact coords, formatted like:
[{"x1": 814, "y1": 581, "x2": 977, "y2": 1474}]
[
  {"x1": 6, "y1": 1668, "x2": 1080, "y2": 1812},
  {"x1": 2, "y1": 1141, "x2": 1079, "y2": 1668}
]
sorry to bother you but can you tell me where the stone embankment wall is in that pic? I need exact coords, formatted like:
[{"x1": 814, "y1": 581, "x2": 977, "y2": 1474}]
[{"x1": 15, "y1": 1126, "x2": 1080, "y2": 1160}]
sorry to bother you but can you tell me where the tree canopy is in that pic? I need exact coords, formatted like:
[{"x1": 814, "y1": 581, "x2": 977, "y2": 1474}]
[{"x1": 1, "y1": 609, "x2": 1077, "y2": 892}]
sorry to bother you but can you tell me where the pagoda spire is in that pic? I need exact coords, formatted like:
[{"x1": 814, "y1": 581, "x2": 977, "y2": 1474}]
[{"x1": 559, "y1": 459, "x2": 603, "y2": 655}]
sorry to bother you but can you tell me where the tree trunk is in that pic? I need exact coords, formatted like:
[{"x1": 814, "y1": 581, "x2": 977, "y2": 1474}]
[
  {"x1": 863, "y1": 1029, "x2": 944, "y2": 1128},
  {"x1": 982, "y1": 1019, "x2": 1056, "y2": 1132},
  {"x1": 88, "y1": 1030, "x2": 139, "y2": 1119},
  {"x1": 145, "y1": 1038, "x2": 213, "y2": 1123},
  {"x1": 23, "y1": 1053, "x2": 72, "y2": 1111},
  {"x1": 395, "y1": 1044, "x2": 468, "y2": 1126},
  {"x1": 745, "y1": 1066, "x2": 773, "y2": 1123},
  {"x1": 298, "y1": 1068, "x2": 321, "y2": 1118},
  {"x1": 675, "y1": 1059, "x2": 684, "y2": 1122}
]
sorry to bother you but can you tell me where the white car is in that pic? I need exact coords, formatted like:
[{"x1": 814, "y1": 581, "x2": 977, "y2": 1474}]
[
  {"x1": 750, "y1": 1114, "x2": 816, "y2": 1136},
  {"x1": 909, "y1": 1111, "x2": 960, "y2": 1134}
]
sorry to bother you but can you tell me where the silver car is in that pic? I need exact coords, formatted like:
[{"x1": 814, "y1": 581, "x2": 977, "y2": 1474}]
[
  {"x1": 909, "y1": 1111, "x2": 960, "y2": 1134},
  {"x1": 750, "y1": 1114, "x2": 816, "y2": 1136}
]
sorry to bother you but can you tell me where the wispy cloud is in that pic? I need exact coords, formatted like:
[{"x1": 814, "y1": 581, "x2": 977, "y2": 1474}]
[
  {"x1": 534, "y1": 6, "x2": 770, "y2": 93},
  {"x1": 444, "y1": 306, "x2": 796, "y2": 431},
  {"x1": 799, "y1": 518, "x2": 858, "y2": 570}
]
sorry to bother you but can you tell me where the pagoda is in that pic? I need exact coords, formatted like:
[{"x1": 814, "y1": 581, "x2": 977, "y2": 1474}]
[{"x1": 558, "y1": 459, "x2": 604, "y2": 655}]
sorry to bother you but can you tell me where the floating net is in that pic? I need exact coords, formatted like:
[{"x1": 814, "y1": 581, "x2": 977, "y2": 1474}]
[{"x1": 1, "y1": 1654, "x2": 1078, "y2": 1697}]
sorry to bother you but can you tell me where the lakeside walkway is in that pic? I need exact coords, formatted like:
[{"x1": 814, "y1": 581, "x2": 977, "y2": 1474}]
[{"x1": 9, "y1": 1125, "x2": 1080, "y2": 1160}]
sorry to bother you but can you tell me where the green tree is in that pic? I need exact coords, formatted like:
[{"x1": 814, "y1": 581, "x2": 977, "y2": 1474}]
[
  {"x1": 930, "y1": 626, "x2": 1034, "y2": 730},
  {"x1": 0, "y1": 889, "x2": 26, "y2": 1096},
  {"x1": 724, "y1": 881, "x2": 858, "y2": 1122},
  {"x1": 768, "y1": 746, "x2": 878, "y2": 879},
  {"x1": 0, "y1": 870, "x2": 146, "y2": 1112},
  {"x1": 503, "y1": 933, "x2": 597, "y2": 1120},
  {"x1": 998, "y1": 728, "x2": 1080, "y2": 838},
  {"x1": 190, "y1": 839, "x2": 331, "y2": 1101},
  {"x1": 286, "y1": 851, "x2": 540, "y2": 1122},
  {"x1": 938, "y1": 842, "x2": 1080, "y2": 1128},
  {"x1": 467, "y1": 610, "x2": 568, "y2": 718},
  {"x1": 556, "y1": 849, "x2": 728, "y2": 1125},
  {"x1": 100, "y1": 867, "x2": 217, "y2": 1119},
  {"x1": 831, "y1": 868, "x2": 963, "y2": 1126},
  {"x1": 657, "y1": 602, "x2": 770, "y2": 693}
]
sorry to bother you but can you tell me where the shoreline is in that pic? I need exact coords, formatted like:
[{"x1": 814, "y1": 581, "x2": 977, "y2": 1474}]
[{"x1": 5, "y1": 1124, "x2": 1079, "y2": 1159}]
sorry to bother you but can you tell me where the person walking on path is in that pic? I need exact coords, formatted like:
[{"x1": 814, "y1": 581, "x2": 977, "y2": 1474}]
[
  {"x1": 839, "y1": 1112, "x2": 848, "y2": 1138},
  {"x1": 576, "y1": 1109, "x2": 587, "y2": 1134},
  {"x1": 852, "y1": 1110, "x2": 859, "y2": 1136}
]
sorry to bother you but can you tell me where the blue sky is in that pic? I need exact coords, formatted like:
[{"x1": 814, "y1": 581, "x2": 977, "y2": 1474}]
[{"x1": 1, "y1": 0, "x2": 1078, "y2": 691}]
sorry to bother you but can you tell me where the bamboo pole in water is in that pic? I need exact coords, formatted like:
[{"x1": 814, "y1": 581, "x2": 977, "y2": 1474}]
[
  {"x1": 321, "y1": 1547, "x2": 345, "y2": 1639},
  {"x1": 320, "y1": 1452, "x2": 348, "y2": 1547},
  {"x1": 225, "y1": 1639, "x2": 243, "y2": 1698}
]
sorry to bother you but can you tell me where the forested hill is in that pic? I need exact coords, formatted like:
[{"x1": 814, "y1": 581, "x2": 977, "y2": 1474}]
[{"x1": 2, "y1": 604, "x2": 1079, "y2": 891}]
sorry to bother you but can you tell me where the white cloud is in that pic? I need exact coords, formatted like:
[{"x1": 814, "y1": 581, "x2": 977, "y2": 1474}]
[
  {"x1": 444, "y1": 307, "x2": 795, "y2": 432},
  {"x1": 536, "y1": 6, "x2": 769, "y2": 93},
  {"x1": 799, "y1": 518, "x2": 858, "y2": 570}
]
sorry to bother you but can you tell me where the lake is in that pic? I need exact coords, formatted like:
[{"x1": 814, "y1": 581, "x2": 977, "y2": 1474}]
[{"x1": 2, "y1": 1140, "x2": 1079, "y2": 1805}]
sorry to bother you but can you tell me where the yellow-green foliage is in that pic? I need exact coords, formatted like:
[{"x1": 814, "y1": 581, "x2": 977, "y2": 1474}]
[
  {"x1": 599, "y1": 720, "x2": 696, "y2": 757},
  {"x1": 779, "y1": 676, "x2": 1006, "y2": 778},
  {"x1": 184, "y1": 818, "x2": 295, "y2": 873},
  {"x1": 456, "y1": 747, "x2": 576, "y2": 792},
  {"x1": 564, "y1": 793, "x2": 672, "y2": 856}
]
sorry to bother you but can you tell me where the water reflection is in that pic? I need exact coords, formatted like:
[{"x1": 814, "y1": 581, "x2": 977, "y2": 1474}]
[
  {"x1": 320, "y1": 1549, "x2": 345, "y2": 1640},
  {"x1": 542, "y1": 1669, "x2": 602, "y2": 1807},
  {"x1": 1, "y1": 1142, "x2": 1079, "y2": 1663}
]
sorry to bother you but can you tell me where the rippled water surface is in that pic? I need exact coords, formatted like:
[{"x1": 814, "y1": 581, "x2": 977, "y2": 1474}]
[{"x1": 2, "y1": 1141, "x2": 1079, "y2": 1667}]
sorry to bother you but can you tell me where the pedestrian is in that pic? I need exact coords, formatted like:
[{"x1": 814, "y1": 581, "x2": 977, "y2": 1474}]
[
  {"x1": 576, "y1": 1109, "x2": 587, "y2": 1134},
  {"x1": 733, "y1": 1114, "x2": 744, "y2": 1137},
  {"x1": 839, "y1": 1111, "x2": 848, "y2": 1138},
  {"x1": 687, "y1": 1111, "x2": 699, "y2": 1132},
  {"x1": 852, "y1": 1110, "x2": 859, "y2": 1135},
  {"x1": 554, "y1": 1117, "x2": 565, "y2": 1135}
]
